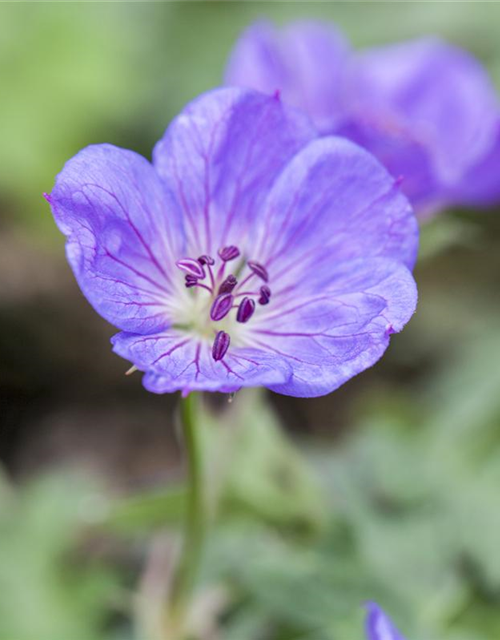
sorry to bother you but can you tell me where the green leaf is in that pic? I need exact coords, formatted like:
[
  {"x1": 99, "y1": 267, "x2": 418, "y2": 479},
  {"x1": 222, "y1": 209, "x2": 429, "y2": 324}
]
[
  {"x1": 212, "y1": 390, "x2": 327, "y2": 536},
  {"x1": 105, "y1": 484, "x2": 186, "y2": 536},
  {"x1": 0, "y1": 472, "x2": 119, "y2": 640}
]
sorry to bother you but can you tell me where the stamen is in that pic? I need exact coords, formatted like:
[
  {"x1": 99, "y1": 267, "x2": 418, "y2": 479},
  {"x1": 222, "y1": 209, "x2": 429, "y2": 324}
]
[
  {"x1": 176, "y1": 258, "x2": 205, "y2": 279},
  {"x1": 176, "y1": 245, "x2": 267, "y2": 340},
  {"x1": 210, "y1": 293, "x2": 234, "y2": 321},
  {"x1": 218, "y1": 275, "x2": 237, "y2": 295},
  {"x1": 247, "y1": 260, "x2": 269, "y2": 282},
  {"x1": 185, "y1": 275, "x2": 212, "y2": 293},
  {"x1": 198, "y1": 255, "x2": 215, "y2": 289},
  {"x1": 218, "y1": 246, "x2": 240, "y2": 262},
  {"x1": 185, "y1": 274, "x2": 199, "y2": 288},
  {"x1": 198, "y1": 254, "x2": 215, "y2": 266},
  {"x1": 236, "y1": 297, "x2": 256, "y2": 323},
  {"x1": 212, "y1": 330, "x2": 230, "y2": 361},
  {"x1": 258, "y1": 285, "x2": 271, "y2": 305}
]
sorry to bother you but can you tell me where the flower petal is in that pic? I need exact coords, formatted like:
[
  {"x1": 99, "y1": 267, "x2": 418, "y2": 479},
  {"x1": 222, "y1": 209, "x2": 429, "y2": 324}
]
[
  {"x1": 450, "y1": 121, "x2": 500, "y2": 207},
  {"x1": 365, "y1": 602, "x2": 407, "y2": 640},
  {"x1": 248, "y1": 258, "x2": 417, "y2": 398},
  {"x1": 48, "y1": 144, "x2": 185, "y2": 333},
  {"x1": 338, "y1": 119, "x2": 443, "y2": 215},
  {"x1": 153, "y1": 87, "x2": 316, "y2": 256},
  {"x1": 225, "y1": 21, "x2": 350, "y2": 133},
  {"x1": 346, "y1": 38, "x2": 499, "y2": 187},
  {"x1": 111, "y1": 332, "x2": 292, "y2": 394},
  {"x1": 252, "y1": 136, "x2": 418, "y2": 294}
]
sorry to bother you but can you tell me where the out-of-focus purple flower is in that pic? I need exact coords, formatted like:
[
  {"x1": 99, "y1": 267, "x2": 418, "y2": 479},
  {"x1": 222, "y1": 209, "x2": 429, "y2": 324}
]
[
  {"x1": 226, "y1": 22, "x2": 500, "y2": 216},
  {"x1": 365, "y1": 602, "x2": 407, "y2": 640},
  {"x1": 47, "y1": 88, "x2": 418, "y2": 397}
]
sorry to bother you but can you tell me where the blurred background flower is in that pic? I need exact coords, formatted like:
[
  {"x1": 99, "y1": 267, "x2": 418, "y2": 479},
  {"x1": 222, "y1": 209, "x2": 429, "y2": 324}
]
[
  {"x1": 365, "y1": 602, "x2": 407, "y2": 640},
  {"x1": 226, "y1": 21, "x2": 500, "y2": 217},
  {"x1": 1, "y1": 3, "x2": 500, "y2": 640}
]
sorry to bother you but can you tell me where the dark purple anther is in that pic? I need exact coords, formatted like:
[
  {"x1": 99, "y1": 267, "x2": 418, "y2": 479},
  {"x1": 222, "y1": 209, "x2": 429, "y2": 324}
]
[
  {"x1": 210, "y1": 293, "x2": 234, "y2": 321},
  {"x1": 247, "y1": 260, "x2": 269, "y2": 282},
  {"x1": 218, "y1": 245, "x2": 240, "y2": 262},
  {"x1": 176, "y1": 258, "x2": 205, "y2": 279},
  {"x1": 212, "y1": 330, "x2": 230, "y2": 362},
  {"x1": 236, "y1": 297, "x2": 256, "y2": 323},
  {"x1": 185, "y1": 275, "x2": 199, "y2": 288},
  {"x1": 218, "y1": 274, "x2": 238, "y2": 295},
  {"x1": 258, "y1": 285, "x2": 271, "y2": 305},
  {"x1": 198, "y1": 254, "x2": 215, "y2": 266}
]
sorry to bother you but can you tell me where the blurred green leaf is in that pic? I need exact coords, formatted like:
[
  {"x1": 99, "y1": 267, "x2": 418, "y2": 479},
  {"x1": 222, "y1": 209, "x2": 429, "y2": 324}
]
[
  {"x1": 0, "y1": 473, "x2": 120, "y2": 640},
  {"x1": 210, "y1": 390, "x2": 327, "y2": 536},
  {"x1": 105, "y1": 484, "x2": 186, "y2": 536},
  {"x1": 418, "y1": 214, "x2": 483, "y2": 261}
]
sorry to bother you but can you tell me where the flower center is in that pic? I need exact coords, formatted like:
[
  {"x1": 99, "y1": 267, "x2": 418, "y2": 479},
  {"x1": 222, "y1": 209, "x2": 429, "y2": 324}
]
[{"x1": 175, "y1": 245, "x2": 271, "y2": 361}]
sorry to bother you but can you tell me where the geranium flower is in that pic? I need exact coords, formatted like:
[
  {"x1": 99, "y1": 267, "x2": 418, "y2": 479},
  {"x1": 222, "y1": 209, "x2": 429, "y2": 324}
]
[
  {"x1": 226, "y1": 22, "x2": 500, "y2": 216},
  {"x1": 365, "y1": 602, "x2": 407, "y2": 640},
  {"x1": 46, "y1": 88, "x2": 418, "y2": 397}
]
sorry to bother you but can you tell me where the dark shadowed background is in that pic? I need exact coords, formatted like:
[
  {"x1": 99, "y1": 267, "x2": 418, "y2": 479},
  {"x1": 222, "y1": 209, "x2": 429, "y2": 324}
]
[{"x1": 1, "y1": 3, "x2": 499, "y2": 640}]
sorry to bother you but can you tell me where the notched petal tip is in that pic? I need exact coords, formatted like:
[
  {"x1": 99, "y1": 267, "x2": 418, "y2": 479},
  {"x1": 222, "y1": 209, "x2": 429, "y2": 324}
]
[{"x1": 385, "y1": 323, "x2": 396, "y2": 336}]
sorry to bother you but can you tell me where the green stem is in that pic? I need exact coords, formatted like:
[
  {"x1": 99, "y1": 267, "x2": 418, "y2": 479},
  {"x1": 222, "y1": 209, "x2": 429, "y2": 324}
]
[{"x1": 168, "y1": 392, "x2": 206, "y2": 636}]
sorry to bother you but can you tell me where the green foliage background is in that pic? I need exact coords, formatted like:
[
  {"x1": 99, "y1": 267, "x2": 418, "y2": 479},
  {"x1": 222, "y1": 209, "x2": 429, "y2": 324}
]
[{"x1": 0, "y1": 3, "x2": 499, "y2": 640}]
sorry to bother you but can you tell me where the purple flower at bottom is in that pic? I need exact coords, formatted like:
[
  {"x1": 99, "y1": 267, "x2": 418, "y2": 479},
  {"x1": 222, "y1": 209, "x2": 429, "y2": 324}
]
[
  {"x1": 226, "y1": 22, "x2": 500, "y2": 216},
  {"x1": 47, "y1": 88, "x2": 418, "y2": 397},
  {"x1": 365, "y1": 602, "x2": 407, "y2": 640}
]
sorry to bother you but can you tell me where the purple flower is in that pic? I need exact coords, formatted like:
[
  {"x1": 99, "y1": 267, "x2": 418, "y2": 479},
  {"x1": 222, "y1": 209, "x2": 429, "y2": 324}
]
[
  {"x1": 226, "y1": 22, "x2": 500, "y2": 216},
  {"x1": 365, "y1": 602, "x2": 407, "y2": 640},
  {"x1": 47, "y1": 88, "x2": 417, "y2": 397}
]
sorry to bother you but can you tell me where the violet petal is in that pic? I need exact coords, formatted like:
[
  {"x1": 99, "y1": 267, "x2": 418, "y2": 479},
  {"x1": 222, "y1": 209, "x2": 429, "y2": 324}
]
[{"x1": 364, "y1": 602, "x2": 407, "y2": 640}]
